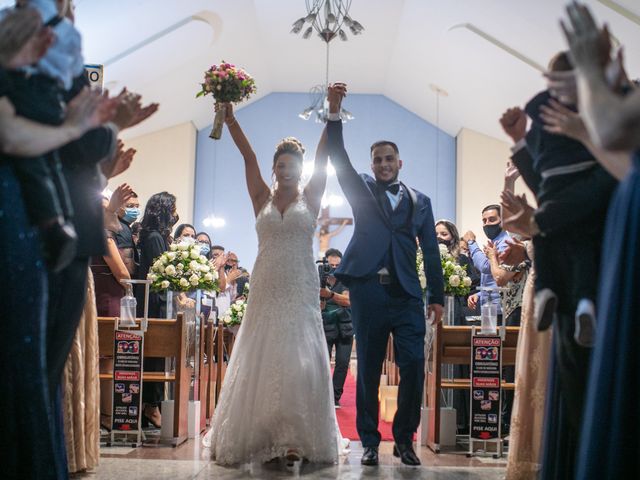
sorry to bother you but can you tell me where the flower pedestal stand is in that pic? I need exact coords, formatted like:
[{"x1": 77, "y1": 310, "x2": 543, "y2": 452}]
[{"x1": 165, "y1": 290, "x2": 204, "y2": 438}]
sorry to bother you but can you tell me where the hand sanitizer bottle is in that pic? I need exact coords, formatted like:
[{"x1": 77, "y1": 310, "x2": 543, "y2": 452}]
[{"x1": 120, "y1": 282, "x2": 137, "y2": 327}]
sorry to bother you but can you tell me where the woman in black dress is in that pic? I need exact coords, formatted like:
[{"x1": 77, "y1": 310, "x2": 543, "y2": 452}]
[
  {"x1": 136, "y1": 191, "x2": 179, "y2": 427},
  {"x1": 435, "y1": 219, "x2": 480, "y2": 434}
]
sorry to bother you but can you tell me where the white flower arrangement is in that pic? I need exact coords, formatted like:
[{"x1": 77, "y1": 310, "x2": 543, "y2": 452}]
[
  {"x1": 147, "y1": 238, "x2": 220, "y2": 293},
  {"x1": 417, "y1": 243, "x2": 473, "y2": 296},
  {"x1": 440, "y1": 247, "x2": 472, "y2": 297},
  {"x1": 221, "y1": 299, "x2": 247, "y2": 326}
]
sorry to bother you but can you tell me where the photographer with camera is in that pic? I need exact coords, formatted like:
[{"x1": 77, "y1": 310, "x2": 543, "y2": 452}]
[{"x1": 319, "y1": 248, "x2": 353, "y2": 408}]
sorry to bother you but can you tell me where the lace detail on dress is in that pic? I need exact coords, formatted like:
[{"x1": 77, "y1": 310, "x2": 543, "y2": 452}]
[
  {"x1": 203, "y1": 195, "x2": 340, "y2": 465},
  {"x1": 506, "y1": 243, "x2": 552, "y2": 479}
]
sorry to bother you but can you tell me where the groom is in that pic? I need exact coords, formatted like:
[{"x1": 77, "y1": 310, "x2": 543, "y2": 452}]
[{"x1": 326, "y1": 83, "x2": 444, "y2": 466}]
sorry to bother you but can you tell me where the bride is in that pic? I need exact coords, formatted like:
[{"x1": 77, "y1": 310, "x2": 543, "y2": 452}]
[{"x1": 203, "y1": 103, "x2": 346, "y2": 466}]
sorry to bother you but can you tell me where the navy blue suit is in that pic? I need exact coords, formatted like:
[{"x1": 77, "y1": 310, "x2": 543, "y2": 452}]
[{"x1": 327, "y1": 120, "x2": 444, "y2": 447}]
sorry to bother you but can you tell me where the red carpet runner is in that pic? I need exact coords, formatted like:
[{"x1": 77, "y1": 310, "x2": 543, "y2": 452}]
[{"x1": 334, "y1": 371, "x2": 394, "y2": 441}]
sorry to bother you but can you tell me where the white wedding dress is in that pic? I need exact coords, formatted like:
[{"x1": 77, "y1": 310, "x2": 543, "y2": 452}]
[{"x1": 203, "y1": 194, "x2": 345, "y2": 465}]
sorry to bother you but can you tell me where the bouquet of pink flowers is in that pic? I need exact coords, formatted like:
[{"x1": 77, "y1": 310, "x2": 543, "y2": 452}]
[{"x1": 196, "y1": 61, "x2": 256, "y2": 139}]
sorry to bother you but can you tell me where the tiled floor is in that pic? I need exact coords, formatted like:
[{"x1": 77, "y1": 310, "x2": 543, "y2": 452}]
[{"x1": 93, "y1": 436, "x2": 506, "y2": 479}]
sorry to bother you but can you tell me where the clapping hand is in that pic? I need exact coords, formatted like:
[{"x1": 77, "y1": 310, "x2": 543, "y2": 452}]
[
  {"x1": 66, "y1": 88, "x2": 118, "y2": 135},
  {"x1": 560, "y1": 1, "x2": 611, "y2": 74},
  {"x1": 468, "y1": 294, "x2": 479, "y2": 310},
  {"x1": 504, "y1": 161, "x2": 521, "y2": 183},
  {"x1": 500, "y1": 190, "x2": 536, "y2": 238},
  {"x1": 102, "y1": 139, "x2": 137, "y2": 179},
  {"x1": 213, "y1": 253, "x2": 228, "y2": 271},
  {"x1": 499, "y1": 238, "x2": 527, "y2": 266},
  {"x1": 540, "y1": 98, "x2": 588, "y2": 142},
  {"x1": 108, "y1": 183, "x2": 135, "y2": 213},
  {"x1": 462, "y1": 230, "x2": 476, "y2": 243},
  {"x1": 499, "y1": 107, "x2": 527, "y2": 143},
  {"x1": 112, "y1": 88, "x2": 159, "y2": 131},
  {"x1": 226, "y1": 267, "x2": 243, "y2": 283},
  {"x1": 483, "y1": 241, "x2": 497, "y2": 259}
]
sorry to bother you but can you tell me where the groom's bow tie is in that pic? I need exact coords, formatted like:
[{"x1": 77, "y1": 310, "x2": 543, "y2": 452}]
[{"x1": 377, "y1": 182, "x2": 400, "y2": 195}]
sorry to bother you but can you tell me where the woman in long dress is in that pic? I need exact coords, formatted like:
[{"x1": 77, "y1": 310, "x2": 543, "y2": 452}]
[{"x1": 204, "y1": 104, "x2": 343, "y2": 465}]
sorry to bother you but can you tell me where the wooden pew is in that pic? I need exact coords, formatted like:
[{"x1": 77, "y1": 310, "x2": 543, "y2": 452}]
[
  {"x1": 98, "y1": 315, "x2": 190, "y2": 446},
  {"x1": 203, "y1": 320, "x2": 216, "y2": 424},
  {"x1": 197, "y1": 316, "x2": 209, "y2": 432},
  {"x1": 212, "y1": 325, "x2": 237, "y2": 404},
  {"x1": 426, "y1": 324, "x2": 520, "y2": 453}
]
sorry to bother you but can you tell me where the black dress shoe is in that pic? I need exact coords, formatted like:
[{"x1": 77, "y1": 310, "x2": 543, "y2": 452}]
[
  {"x1": 393, "y1": 443, "x2": 421, "y2": 466},
  {"x1": 361, "y1": 446, "x2": 379, "y2": 466}
]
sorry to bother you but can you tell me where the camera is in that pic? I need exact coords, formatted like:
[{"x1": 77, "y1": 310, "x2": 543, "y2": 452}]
[{"x1": 316, "y1": 258, "x2": 332, "y2": 289}]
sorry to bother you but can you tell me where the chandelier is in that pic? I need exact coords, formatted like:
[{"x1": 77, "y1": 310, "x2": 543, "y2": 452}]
[
  {"x1": 291, "y1": 1, "x2": 364, "y2": 122},
  {"x1": 291, "y1": 0, "x2": 364, "y2": 42}
]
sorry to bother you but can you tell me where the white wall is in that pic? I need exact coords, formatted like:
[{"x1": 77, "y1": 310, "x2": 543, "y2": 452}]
[
  {"x1": 108, "y1": 122, "x2": 197, "y2": 227},
  {"x1": 456, "y1": 128, "x2": 528, "y2": 245}
]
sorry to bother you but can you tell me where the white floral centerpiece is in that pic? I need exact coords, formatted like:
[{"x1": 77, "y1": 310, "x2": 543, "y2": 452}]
[
  {"x1": 147, "y1": 238, "x2": 220, "y2": 293},
  {"x1": 416, "y1": 244, "x2": 473, "y2": 296},
  {"x1": 439, "y1": 243, "x2": 472, "y2": 297},
  {"x1": 222, "y1": 299, "x2": 247, "y2": 327}
]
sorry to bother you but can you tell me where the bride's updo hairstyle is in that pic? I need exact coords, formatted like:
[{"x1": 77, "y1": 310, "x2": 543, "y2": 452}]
[{"x1": 273, "y1": 137, "x2": 305, "y2": 168}]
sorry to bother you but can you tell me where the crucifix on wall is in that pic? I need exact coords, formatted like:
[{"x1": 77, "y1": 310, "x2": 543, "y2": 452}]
[{"x1": 316, "y1": 205, "x2": 353, "y2": 257}]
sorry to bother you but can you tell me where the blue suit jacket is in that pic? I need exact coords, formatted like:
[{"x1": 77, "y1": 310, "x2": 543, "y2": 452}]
[{"x1": 327, "y1": 120, "x2": 444, "y2": 305}]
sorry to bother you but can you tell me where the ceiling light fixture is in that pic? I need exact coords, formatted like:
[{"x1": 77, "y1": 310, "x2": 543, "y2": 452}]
[
  {"x1": 292, "y1": 1, "x2": 364, "y2": 123},
  {"x1": 202, "y1": 215, "x2": 226, "y2": 228}
]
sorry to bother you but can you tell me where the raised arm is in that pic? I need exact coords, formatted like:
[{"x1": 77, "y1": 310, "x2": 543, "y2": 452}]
[
  {"x1": 0, "y1": 88, "x2": 115, "y2": 157},
  {"x1": 499, "y1": 107, "x2": 541, "y2": 196},
  {"x1": 562, "y1": 4, "x2": 640, "y2": 152},
  {"x1": 326, "y1": 83, "x2": 372, "y2": 204},
  {"x1": 304, "y1": 126, "x2": 329, "y2": 215},
  {"x1": 223, "y1": 103, "x2": 270, "y2": 216}
]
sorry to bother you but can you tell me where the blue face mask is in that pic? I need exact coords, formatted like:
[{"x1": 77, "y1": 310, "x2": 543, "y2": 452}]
[
  {"x1": 122, "y1": 207, "x2": 140, "y2": 224},
  {"x1": 200, "y1": 244, "x2": 211, "y2": 257}
]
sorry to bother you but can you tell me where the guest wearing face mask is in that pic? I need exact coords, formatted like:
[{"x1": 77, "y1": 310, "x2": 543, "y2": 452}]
[
  {"x1": 463, "y1": 206, "x2": 520, "y2": 437},
  {"x1": 462, "y1": 205, "x2": 511, "y2": 317},
  {"x1": 88, "y1": 184, "x2": 134, "y2": 436},
  {"x1": 196, "y1": 231, "x2": 212, "y2": 259},
  {"x1": 225, "y1": 252, "x2": 249, "y2": 301},
  {"x1": 435, "y1": 219, "x2": 479, "y2": 434},
  {"x1": 113, "y1": 189, "x2": 140, "y2": 277},
  {"x1": 435, "y1": 220, "x2": 479, "y2": 295},
  {"x1": 91, "y1": 183, "x2": 135, "y2": 316},
  {"x1": 136, "y1": 191, "x2": 179, "y2": 427},
  {"x1": 174, "y1": 223, "x2": 196, "y2": 241}
]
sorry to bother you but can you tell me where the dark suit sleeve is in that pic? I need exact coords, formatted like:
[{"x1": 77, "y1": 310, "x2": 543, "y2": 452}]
[
  {"x1": 511, "y1": 146, "x2": 540, "y2": 196},
  {"x1": 327, "y1": 120, "x2": 373, "y2": 204},
  {"x1": 418, "y1": 197, "x2": 444, "y2": 306},
  {"x1": 60, "y1": 124, "x2": 117, "y2": 167},
  {"x1": 61, "y1": 73, "x2": 117, "y2": 167}
]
